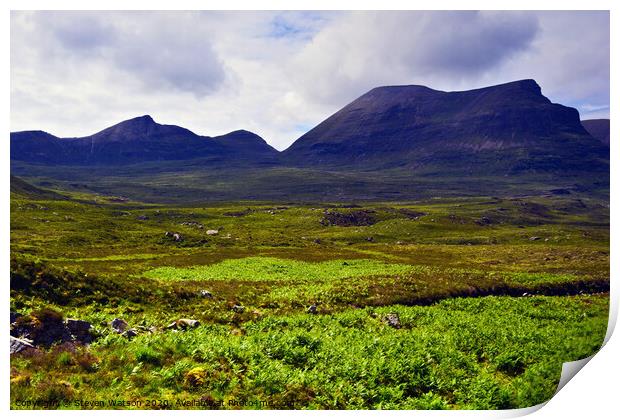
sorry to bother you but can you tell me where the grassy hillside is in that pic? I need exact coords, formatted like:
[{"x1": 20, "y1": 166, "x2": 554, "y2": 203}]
[
  {"x1": 10, "y1": 191, "x2": 609, "y2": 409},
  {"x1": 11, "y1": 161, "x2": 609, "y2": 204}
]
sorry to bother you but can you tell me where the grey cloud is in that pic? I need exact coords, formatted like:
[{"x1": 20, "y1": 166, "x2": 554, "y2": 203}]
[
  {"x1": 51, "y1": 14, "x2": 116, "y2": 51},
  {"x1": 405, "y1": 12, "x2": 538, "y2": 75},
  {"x1": 290, "y1": 11, "x2": 540, "y2": 105},
  {"x1": 35, "y1": 12, "x2": 228, "y2": 97},
  {"x1": 111, "y1": 24, "x2": 227, "y2": 97}
]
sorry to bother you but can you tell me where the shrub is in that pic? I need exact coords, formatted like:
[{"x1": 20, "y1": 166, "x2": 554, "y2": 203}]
[
  {"x1": 185, "y1": 367, "x2": 208, "y2": 388},
  {"x1": 135, "y1": 346, "x2": 163, "y2": 366}
]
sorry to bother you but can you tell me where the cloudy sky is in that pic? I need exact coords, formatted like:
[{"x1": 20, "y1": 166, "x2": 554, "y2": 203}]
[{"x1": 10, "y1": 10, "x2": 609, "y2": 150}]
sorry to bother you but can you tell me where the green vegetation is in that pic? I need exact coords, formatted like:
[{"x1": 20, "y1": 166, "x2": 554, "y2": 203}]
[
  {"x1": 9, "y1": 186, "x2": 609, "y2": 409},
  {"x1": 144, "y1": 257, "x2": 415, "y2": 282}
]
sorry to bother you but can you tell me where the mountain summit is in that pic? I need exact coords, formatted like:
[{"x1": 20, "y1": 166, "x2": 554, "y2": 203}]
[{"x1": 282, "y1": 79, "x2": 607, "y2": 174}]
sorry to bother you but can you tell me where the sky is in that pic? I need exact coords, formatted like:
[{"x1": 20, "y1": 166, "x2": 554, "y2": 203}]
[{"x1": 10, "y1": 10, "x2": 610, "y2": 151}]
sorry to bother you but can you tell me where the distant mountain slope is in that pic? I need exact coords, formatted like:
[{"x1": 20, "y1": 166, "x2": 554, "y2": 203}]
[
  {"x1": 10, "y1": 175, "x2": 66, "y2": 200},
  {"x1": 10, "y1": 115, "x2": 278, "y2": 166},
  {"x1": 581, "y1": 119, "x2": 610, "y2": 145},
  {"x1": 282, "y1": 79, "x2": 608, "y2": 175}
]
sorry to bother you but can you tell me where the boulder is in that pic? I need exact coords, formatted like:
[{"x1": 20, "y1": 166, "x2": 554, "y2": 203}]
[
  {"x1": 122, "y1": 328, "x2": 139, "y2": 339},
  {"x1": 10, "y1": 336, "x2": 34, "y2": 354},
  {"x1": 111, "y1": 318, "x2": 129, "y2": 333},
  {"x1": 165, "y1": 319, "x2": 200, "y2": 330},
  {"x1": 307, "y1": 304, "x2": 318, "y2": 314},
  {"x1": 232, "y1": 305, "x2": 245, "y2": 314},
  {"x1": 137, "y1": 325, "x2": 157, "y2": 333},
  {"x1": 200, "y1": 290, "x2": 213, "y2": 298},
  {"x1": 65, "y1": 319, "x2": 94, "y2": 343},
  {"x1": 206, "y1": 229, "x2": 219, "y2": 235},
  {"x1": 165, "y1": 232, "x2": 183, "y2": 241},
  {"x1": 10, "y1": 310, "x2": 72, "y2": 346},
  {"x1": 529, "y1": 236, "x2": 541, "y2": 241},
  {"x1": 382, "y1": 313, "x2": 401, "y2": 329}
]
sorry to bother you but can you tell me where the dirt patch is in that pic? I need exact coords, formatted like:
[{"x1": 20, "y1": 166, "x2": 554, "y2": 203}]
[
  {"x1": 320, "y1": 210, "x2": 377, "y2": 227},
  {"x1": 223, "y1": 208, "x2": 253, "y2": 217}
]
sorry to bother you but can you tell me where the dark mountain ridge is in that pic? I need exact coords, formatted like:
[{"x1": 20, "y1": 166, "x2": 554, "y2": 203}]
[
  {"x1": 10, "y1": 79, "x2": 609, "y2": 202},
  {"x1": 581, "y1": 119, "x2": 610, "y2": 145},
  {"x1": 282, "y1": 79, "x2": 607, "y2": 174},
  {"x1": 11, "y1": 115, "x2": 278, "y2": 166}
]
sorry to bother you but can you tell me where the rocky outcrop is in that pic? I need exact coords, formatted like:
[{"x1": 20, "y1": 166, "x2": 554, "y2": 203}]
[{"x1": 10, "y1": 310, "x2": 94, "y2": 347}]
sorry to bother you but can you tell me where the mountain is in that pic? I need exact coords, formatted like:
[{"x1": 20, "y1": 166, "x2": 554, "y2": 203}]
[
  {"x1": 10, "y1": 80, "x2": 610, "y2": 202},
  {"x1": 282, "y1": 79, "x2": 608, "y2": 175},
  {"x1": 10, "y1": 115, "x2": 278, "y2": 166},
  {"x1": 581, "y1": 119, "x2": 610, "y2": 145}
]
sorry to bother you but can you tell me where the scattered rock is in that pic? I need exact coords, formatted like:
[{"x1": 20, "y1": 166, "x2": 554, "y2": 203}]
[
  {"x1": 164, "y1": 232, "x2": 183, "y2": 241},
  {"x1": 122, "y1": 329, "x2": 139, "y2": 339},
  {"x1": 206, "y1": 229, "x2": 219, "y2": 235},
  {"x1": 111, "y1": 318, "x2": 129, "y2": 333},
  {"x1": 365, "y1": 236, "x2": 374, "y2": 242},
  {"x1": 136, "y1": 325, "x2": 157, "y2": 333},
  {"x1": 529, "y1": 236, "x2": 541, "y2": 241},
  {"x1": 181, "y1": 221, "x2": 204, "y2": 229},
  {"x1": 136, "y1": 215, "x2": 149, "y2": 221},
  {"x1": 313, "y1": 238, "x2": 322, "y2": 244},
  {"x1": 165, "y1": 319, "x2": 201, "y2": 330},
  {"x1": 307, "y1": 304, "x2": 318, "y2": 314},
  {"x1": 10, "y1": 336, "x2": 34, "y2": 354},
  {"x1": 475, "y1": 216, "x2": 492, "y2": 226},
  {"x1": 381, "y1": 313, "x2": 401, "y2": 329},
  {"x1": 200, "y1": 290, "x2": 213, "y2": 298},
  {"x1": 232, "y1": 305, "x2": 245, "y2": 314}
]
